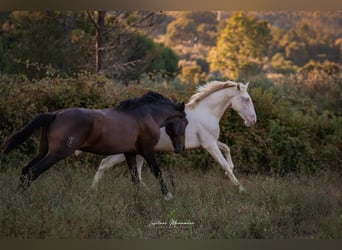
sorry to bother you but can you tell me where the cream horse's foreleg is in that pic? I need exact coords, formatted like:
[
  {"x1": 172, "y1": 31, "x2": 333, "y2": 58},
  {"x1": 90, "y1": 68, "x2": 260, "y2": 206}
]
[
  {"x1": 203, "y1": 141, "x2": 245, "y2": 192},
  {"x1": 217, "y1": 141, "x2": 234, "y2": 170}
]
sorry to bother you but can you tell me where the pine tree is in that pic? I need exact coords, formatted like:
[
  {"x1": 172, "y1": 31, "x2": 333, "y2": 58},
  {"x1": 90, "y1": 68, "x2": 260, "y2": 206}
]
[{"x1": 208, "y1": 12, "x2": 271, "y2": 80}]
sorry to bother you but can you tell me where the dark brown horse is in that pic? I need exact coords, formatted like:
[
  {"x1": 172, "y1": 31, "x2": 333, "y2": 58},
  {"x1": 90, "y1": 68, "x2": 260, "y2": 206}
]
[{"x1": 2, "y1": 91, "x2": 187, "y2": 200}]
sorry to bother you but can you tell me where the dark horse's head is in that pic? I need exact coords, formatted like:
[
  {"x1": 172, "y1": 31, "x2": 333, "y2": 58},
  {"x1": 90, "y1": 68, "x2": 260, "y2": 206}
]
[
  {"x1": 118, "y1": 91, "x2": 188, "y2": 153},
  {"x1": 165, "y1": 112, "x2": 188, "y2": 153}
]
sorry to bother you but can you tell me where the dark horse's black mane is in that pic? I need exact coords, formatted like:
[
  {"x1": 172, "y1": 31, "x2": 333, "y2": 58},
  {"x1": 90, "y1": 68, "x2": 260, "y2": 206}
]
[{"x1": 117, "y1": 91, "x2": 172, "y2": 111}]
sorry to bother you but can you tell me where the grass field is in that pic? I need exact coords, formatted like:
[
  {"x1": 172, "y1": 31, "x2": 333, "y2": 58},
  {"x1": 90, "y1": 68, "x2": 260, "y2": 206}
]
[{"x1": 0, "y1": 158, "x2": 341, "y2": 239}]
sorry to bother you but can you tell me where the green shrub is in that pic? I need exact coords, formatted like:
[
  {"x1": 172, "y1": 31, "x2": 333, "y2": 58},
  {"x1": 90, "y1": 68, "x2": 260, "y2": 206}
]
[{"x1": 0, "y1": 73, "x2": 341, "y2": 176}]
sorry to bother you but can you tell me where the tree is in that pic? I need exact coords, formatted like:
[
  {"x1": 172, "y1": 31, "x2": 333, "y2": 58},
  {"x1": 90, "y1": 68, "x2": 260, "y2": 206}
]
[
  {"x1": 0, "y1": 11, "x2": 96, "y2": 79},
  {"x1": 165, "y1": 11, "x2": 218, "y2": 47},
  {"x1": 0, "y1": 11, "x2": 178, "y2": 82},
  {"x1": 208, "y1": 12, "x2": 271, "y2": 80},
  {"x1": 285, "y1": 41, "x2": 308, "y2": 66},
  {"x1": 300, "y1": 60, "x2": 340, "y2": 75},
  {"x1": 1, "y1": 11, "x2": 86, "y2": 79},
  {"x1": 86, "y1": 11, "x2": 179, "y2": 82},
  {"x1": 270, "y1": 53, "x2": 299, "y2": 74},
  {"x1": 273, "y1": 20, "x2": 340, "y2": 68},
  {"x1": 109, "y1": 33, "x2": 179, "y2": 83},
  {"x1": 87, "y1": 11, "x2": 106, "y2": 73},
  {"x1": 147, "y1": 42, "x2": 179, "y2": 76}
]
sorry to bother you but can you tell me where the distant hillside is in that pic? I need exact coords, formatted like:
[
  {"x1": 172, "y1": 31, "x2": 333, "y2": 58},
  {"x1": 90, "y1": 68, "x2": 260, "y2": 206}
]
[
  {"x1": 150, "y1": 11, "x2": 342, "y2": 73},
  {"x1": 153, "y1": 11, "x2": 342, "y2": 37}
]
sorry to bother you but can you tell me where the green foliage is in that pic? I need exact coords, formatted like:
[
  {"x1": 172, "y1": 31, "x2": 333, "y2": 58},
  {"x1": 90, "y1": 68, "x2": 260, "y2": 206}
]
[
  {"x1": 285, "y1": 41, "x2": 308, "y2": 66},
  {"x1": 213, "y1": 73, "x2": 341, "y2": 176},
  {"x1": 179, "y1": 64, "x2": 206, "y2": 84},
  {"x1": 270, "y1": 53, "x2": 299, "y2": 74},
  {"x1": 0, "y1": 11, "x2": 178, "y2": 81},
  {"x1": 165, "y1": 11, "x2": 218, "y2": 47},
  {"x1": 112, "y1": 33, "x2": 179, "y2": 81},
  {"x1": 300, "y1": 60, "x2": 340, "y2": 75},
  {"x1": 269, "y1": 19, "x2": 341, "y2": 69},
  {"x1": 286, "y1": 69, "x2": 342, "y2": 115},
  {"x1": 0, "y1": 72, "x2": 341, "y2": 176},
  {"x1": 147, "y1": 42, "x2": 180, "y2": 77},
  {"x1": 208, "y1": 12, "x2": 272, "y2": 80},
  {"x1": 1, "y1": 11, "x2": 93, "y2": 79}
]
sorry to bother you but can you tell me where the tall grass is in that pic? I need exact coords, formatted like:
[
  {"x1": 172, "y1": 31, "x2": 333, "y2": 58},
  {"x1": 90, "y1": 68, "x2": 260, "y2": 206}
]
[
  {"x1": 1, "y1": 73, "x2": 341, "y2": 239},
  {"x1": 1, "y1": 159, "x2": 341, "y2": 239}
]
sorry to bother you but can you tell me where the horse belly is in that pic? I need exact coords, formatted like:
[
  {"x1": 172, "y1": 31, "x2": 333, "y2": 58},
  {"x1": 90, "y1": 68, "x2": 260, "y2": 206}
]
[
  {"x1": 80, "y1": 134, "x2": 137, "y2": 155},
  {"x1": 82, "y1": 123, "x2": 139, "y2": 155},
  {"x1": 80, "y1": 114, "x2": 139, "y2": 155}
]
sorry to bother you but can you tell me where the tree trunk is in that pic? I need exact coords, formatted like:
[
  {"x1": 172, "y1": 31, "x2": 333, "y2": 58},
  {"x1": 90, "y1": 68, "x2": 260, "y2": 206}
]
[{"x1": 96, "y1": 11, "x2": 106, "y2": 73}]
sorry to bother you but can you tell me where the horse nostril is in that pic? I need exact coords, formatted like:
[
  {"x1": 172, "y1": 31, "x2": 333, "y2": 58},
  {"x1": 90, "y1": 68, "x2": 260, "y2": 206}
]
[
  {"x1": 250, "y1": 116, "x2": 256, "y2": 125},
  {"x1": 174, "y1": 144, "x2": 185, "y2": 153}
]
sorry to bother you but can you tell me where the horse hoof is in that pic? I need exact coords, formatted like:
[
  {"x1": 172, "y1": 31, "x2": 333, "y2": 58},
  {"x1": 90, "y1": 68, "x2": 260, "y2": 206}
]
[
  {"x1": 164, "y1": 192, "x2": 174, "y2": 201},
  {"x1": 139, "y1": 181, "x2": 147, "y2": 189},
  {"x1": 74, "y1": 150, "x2": 82, "y2": 156},
  {"x1": 238, "y1": 185, "x2": 246, "y2": 193}
]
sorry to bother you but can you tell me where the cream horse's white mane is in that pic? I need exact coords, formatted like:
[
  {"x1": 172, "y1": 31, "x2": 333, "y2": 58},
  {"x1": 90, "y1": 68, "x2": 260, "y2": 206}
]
[{"x1": 187, "y1": 80, "x2": 241, "y2": 109}]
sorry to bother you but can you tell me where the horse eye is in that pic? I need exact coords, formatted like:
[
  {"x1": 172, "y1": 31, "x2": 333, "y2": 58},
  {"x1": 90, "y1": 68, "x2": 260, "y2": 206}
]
[{"x1": 243, "y1": 97, "x2": 250, "y2": 102}]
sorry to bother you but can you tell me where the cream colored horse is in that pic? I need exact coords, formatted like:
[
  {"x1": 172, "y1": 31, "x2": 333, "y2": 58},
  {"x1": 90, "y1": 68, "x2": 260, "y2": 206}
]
[{"x1": 91, "y1": 80, "x2": 257, "y2": 192}]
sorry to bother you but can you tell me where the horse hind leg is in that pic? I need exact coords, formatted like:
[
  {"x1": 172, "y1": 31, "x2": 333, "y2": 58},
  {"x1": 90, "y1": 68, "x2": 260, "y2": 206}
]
[
  {"x1": 19, "y1": 153, "x2": 46, "y2": 191},
  {"x1": 217, "y1": 141, "x2": 235, "y2": 170},
  {"x1": 19, "y1": 128, "x2": 75, "y2": 191},
  {"x1": 18, "y1": 126, "x2": 50, "y2": 191},
  {"x1": 19, "y1": 152, "x2": 63, "y2": 192},
  {"x1": 91, "y1": 154, "x2": 126, "y2": 190}
]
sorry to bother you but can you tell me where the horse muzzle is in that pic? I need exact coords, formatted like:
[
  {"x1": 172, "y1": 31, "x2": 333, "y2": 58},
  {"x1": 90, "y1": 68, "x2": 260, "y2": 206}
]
[
  {"x1": 245, "y1": 120, "x2": 256, "y2": 127},
  {"x1": 174, "y1": 144, "x2": 185, "y2": 153},
  {"x1": 244, "y1": 115, "x2": 257, "y2": 127}
]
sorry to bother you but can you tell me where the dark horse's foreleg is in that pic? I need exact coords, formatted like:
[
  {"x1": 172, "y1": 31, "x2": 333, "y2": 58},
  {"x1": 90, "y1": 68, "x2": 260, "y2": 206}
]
[
  {"x1": 124, "y1": 153, "x2": 139, "y2": 184},
  {"x1": 143, "y1": 153, "x2": 173, "y2": 201},
  {"x1": 19, "y1": 153, "x2": 64, "y2": 192}
]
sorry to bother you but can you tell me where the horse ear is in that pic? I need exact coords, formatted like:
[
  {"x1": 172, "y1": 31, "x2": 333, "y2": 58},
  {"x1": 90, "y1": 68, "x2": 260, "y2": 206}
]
[
  {"x1": 245, "y1": 82, "x2": 249, "y2": 88},
  {"x1": 170, "y1": 95, "x2": 177, "y2": 102},
  {"x1": 178, "y1": 102, "x2": 185, "y2": 111},
  {"x1": 237, "y1": 83, "x2": 241, "y2": 91}
]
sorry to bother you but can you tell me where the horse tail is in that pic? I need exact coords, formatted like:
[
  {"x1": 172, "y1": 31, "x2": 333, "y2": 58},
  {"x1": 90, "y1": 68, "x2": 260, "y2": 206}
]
[{"x1": 2, "y1": 113, "x2": 57, "y2": 154}]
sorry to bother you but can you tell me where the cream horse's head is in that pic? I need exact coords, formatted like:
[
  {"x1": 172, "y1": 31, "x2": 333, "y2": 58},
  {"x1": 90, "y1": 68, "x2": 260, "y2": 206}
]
[{"x1": 230, "y1": 82, "x2": 257, "y2": 127}]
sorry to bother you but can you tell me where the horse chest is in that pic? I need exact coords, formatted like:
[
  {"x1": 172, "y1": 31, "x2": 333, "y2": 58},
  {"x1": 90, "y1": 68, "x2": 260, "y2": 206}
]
[
  {"x1": 190, "y1": 113, "x2": 220, "y2": 139},
  {"x1": 155, "y1": 128, "x2": 173, "y2": 151},
  {"x1": 137, "y1": 127, "x2": 159, "y2": 146}
]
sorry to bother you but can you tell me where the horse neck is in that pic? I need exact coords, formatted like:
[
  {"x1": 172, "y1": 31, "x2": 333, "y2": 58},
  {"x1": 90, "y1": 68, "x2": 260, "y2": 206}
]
[
  {"x1": 147, "y1": 104, "x2": 176, "y2": 127},
  {"x1": 190, "y1": 88, "x2": 236, "y2": 120}
]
